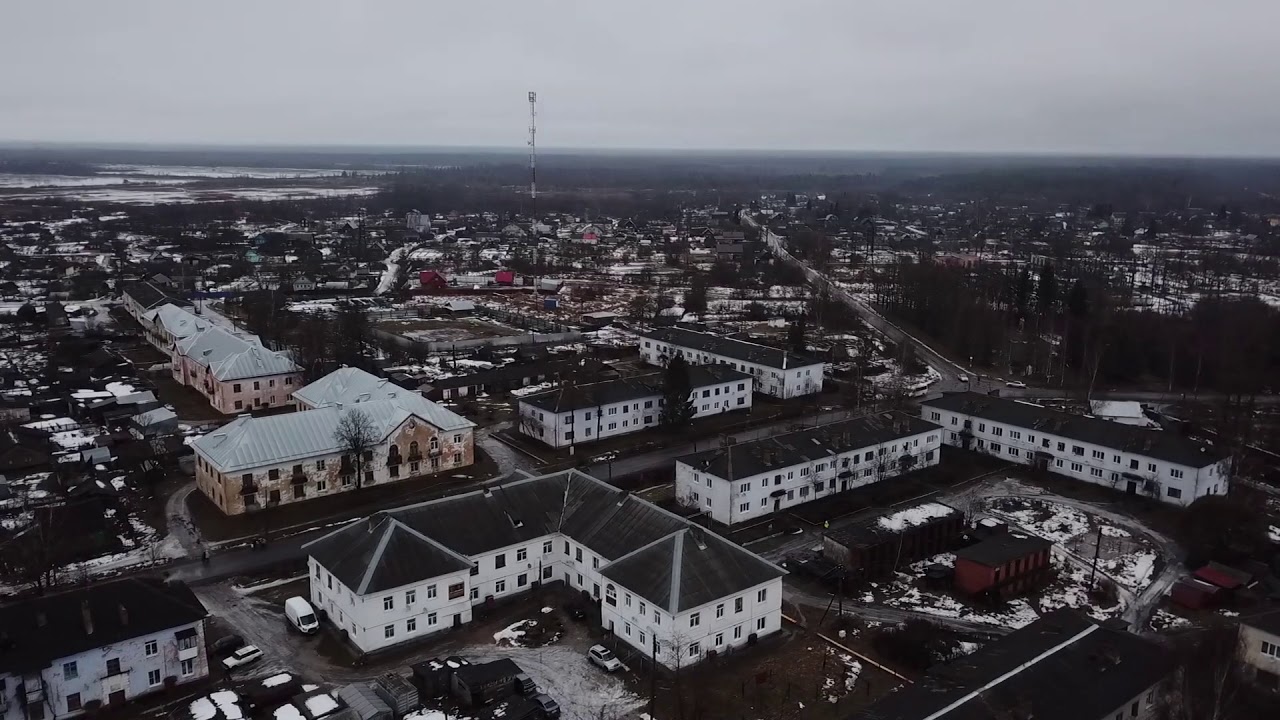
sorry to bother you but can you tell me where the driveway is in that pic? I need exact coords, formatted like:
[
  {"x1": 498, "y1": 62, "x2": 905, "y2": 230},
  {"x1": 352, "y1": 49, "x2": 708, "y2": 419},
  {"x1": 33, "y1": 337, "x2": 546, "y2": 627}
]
[{"x1": 195, "y1": 583, "x2": 643, "y2": 720}]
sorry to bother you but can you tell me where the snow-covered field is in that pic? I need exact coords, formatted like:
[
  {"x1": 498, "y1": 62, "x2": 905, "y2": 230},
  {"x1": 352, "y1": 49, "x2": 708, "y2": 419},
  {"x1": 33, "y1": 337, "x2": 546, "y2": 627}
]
[{"x1": 0, "y1": 184, "x2": 380, "y2": 205}]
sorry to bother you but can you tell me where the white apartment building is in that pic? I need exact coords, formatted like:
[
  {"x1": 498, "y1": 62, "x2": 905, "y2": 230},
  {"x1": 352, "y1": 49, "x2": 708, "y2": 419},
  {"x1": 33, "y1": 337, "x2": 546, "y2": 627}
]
[
  {"x1": 0, "y1": 579, "x2": 208, "y2": 720},
  {"x1": 921, "y1": 392, "x2": 1229, "y2": 506},
  {"x1": 303, "y1": 470, "x2": 785, "y2": 669},
  {"x1": 517, "y1": 365, "x2": 752, "y2": 449},
  {"x1": 675, "y1": 411, "x2": 942, "y2": 525},
  {"x1": 1239, "y1": 612, "x2": 1280, "y2": 689},
  {"x1": 639, "y1": 327, "x2": 825, "y2": 399}
]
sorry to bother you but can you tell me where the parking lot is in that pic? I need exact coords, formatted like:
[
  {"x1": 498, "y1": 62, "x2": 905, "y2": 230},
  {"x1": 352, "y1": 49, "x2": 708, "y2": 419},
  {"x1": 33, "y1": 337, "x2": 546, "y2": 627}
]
[{"x1": 196, "y1": 579, "x2": 644, "y2": 720}]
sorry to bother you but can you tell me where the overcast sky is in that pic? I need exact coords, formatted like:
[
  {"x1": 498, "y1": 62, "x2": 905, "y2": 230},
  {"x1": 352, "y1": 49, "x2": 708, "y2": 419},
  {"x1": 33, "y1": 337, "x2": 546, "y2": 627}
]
[{"x1": 4, "y1": 1, "x2": 1279, "y2": 155}]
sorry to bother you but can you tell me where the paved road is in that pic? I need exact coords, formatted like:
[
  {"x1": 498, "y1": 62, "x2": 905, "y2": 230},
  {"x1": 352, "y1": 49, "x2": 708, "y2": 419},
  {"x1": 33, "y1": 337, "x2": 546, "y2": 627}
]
[{"x1": 582, "y1": 408, "x2": 855, "y2": 480}]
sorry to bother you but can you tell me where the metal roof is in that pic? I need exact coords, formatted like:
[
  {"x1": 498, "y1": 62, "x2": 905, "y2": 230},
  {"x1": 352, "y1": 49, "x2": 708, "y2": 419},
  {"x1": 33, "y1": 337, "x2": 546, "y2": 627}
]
[
  {"x1": 520, "y1": 365, "x2": 750, "y2": 413},
  {"x1": 294, "y1": 367, "x2": 474, "y2": 432},
  {"x1": 144, "y1": 303, "x2": 212, "y2": 341},
  {"x1": 175, "y1": 324, "x2": 299, "y2": 381},
  {"x1": 922, "y1": 392, "x2": 1226, "y2": 469},
  {"x1": 641, "y1": 326, "x2": 824, "y2": 370}
]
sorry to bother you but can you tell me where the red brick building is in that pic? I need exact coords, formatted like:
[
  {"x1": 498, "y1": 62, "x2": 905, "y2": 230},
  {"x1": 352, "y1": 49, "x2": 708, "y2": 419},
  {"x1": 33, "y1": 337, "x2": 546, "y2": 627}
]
[{"x1": 954, "y1": 533, "x2": 1053, "y2": 598}]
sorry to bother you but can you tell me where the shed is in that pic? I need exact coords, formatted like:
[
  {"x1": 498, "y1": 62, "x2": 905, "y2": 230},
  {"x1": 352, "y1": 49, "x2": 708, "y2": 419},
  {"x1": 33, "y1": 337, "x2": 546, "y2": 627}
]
[
  {"x1": 372, "y1": 673, "x2": 417, "y2": 717},
  {"x1": 450, "y1": 659, "x2": 524, "y2": 707},
  {"x1": 494, "y1": 270, "x2": 516, "y2": 286},
  {"x1": 580, "y1": 311, "x2": 619, "y2": 329},
  {"x1": 823, "y1": 502, "x2": 964, "y2": 581},
  {"x1": 954, "y1": 533, "x2": 1053, "y2": 598},
  {"x1": 335, "y1": 683, "x2": 393, "y2": 720},
  {"x1": 1193, "y1": 562, "x2": 1251, "y2": 590},
  {"x1": 412, "y1": 656, "x2": 470, "y2": 700},
  {"x1": 1171, "y1": 577, "x2": 1222, "y2": 610},
  {"x1": 420, "y1": 270, "x2": 449, "y2": 289},
  {"x1": 440, "y1": 299, "x2": 476, "y2": 315}
]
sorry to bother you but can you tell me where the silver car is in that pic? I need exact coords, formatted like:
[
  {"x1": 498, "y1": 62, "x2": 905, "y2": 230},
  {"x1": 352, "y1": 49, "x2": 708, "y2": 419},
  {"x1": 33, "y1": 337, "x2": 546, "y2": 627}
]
[{"x1": 588, "y1": 644, "x2": 622, "y2": 672}]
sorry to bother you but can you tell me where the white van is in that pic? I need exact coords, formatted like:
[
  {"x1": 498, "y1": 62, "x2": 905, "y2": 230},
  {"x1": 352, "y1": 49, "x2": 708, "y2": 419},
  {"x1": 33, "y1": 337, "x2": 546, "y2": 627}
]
[{"x1": 284, "y1": 596, "x2": 319, "y2": 634}]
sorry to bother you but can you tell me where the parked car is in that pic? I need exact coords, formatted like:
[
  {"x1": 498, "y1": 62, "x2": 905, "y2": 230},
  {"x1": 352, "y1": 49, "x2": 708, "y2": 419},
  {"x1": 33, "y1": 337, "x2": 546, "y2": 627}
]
[
  {"x1": 285, "y1": 596, "x2": 319, "y2": 634},
  {"x1": 1005, "y1": 380, "x2": 1027, "y2": 389},
  {"x1": 211, "y1": 634, "x2": 245, "y2": 657},
  {"x1": 588, "y1": 645, "x2": 622, "y2": 672},
  {"x1": 221, "y1": 645, "x2": 264, "y2": 671},
  {"x1": 957, "y1": 374, "x2": 969, "y2": 383},
  {"x1": 515, "y1": 673, "x2": 537, "y2": 695},
  {"x1": 532, "y1": 693, "x2": 561, "y2": 718}
]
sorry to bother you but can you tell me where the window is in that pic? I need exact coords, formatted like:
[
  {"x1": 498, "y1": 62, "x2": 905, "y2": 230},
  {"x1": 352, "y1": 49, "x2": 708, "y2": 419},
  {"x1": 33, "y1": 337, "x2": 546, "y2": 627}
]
[
  {"x1": 690, "y1": 612, "x2": 701, "y2": 627},
  {"x1": 317, "y1": 479, "x2": 327, "y2": 492},
  {"x1": 990, "y1": 443, "x2": 1001, "y2": 453},
  {"x1": 1071, "y1": 462, "x2": 1083, "y2": 472},
  {"x1": 978, "y1": 423, "x2": 985, "y2": 432},
  {"x1": 1130, "y1": 459, "x2": 1140, "y2": 470},
  {"x1": 407, "y1": 617, "x2": 417, "y2": 632},
  {"x1": 449, "y1": 583, "x2": 464, "y2": 599},
  {"x1": 148, "y1": 669, "x2": 162, "y2": 686},
  {"x1": 734, "y1": 625, "x2": 743, "y2": 640},
  {"x1": 1091, "y1": 467, "x2": 1104, "y2": 477},
  {"x1": 1170, "y1": 468, "x2": 1184, "y2": 479},
  {"x1": 63, "y1": 661, "x2": 78, "y2": 679},
  {"x1": 407, "y1": 589, "x2": 417, "y2": 605},
  {"x1": 606, "y1": 585, "x2": 617, "y2": 606},
  {"x1": 384, "y1": 596, "x2": 394, "y2": 611},
  {"x1": 1263, "y1": 640, "x2": 1280, "y2": 658},
  {"x1": 1167, "y1": 487, "x2": 1183, "y2": 499},
  {"x1": 495, "y1": 553, "x2": 507, "y2": 569},
  {"x1": 253, "y1": 381, "x2": 260, "y2": 391},
  {"x1": 1009, "y1": 431, "x2": 1021, "y2": 440},
  {"x1": 517, "y1": 573, "x2": 528, "y2": 587},
  {"x1": 268, "y1": 468, "x2": 279, "y2": 481},
  {"x1": 67, "y1": 693, "x2": 81, "y2": 712},
  {"x1": 181, "y1": 658, "x2": 195, "y2": 676},
  {"x1": 654, "y1": 610, "x2": 661, "y2": 625},
  {"x1": 384, "y1": 625, "x2": 395, "y2": 639},
  {"x1": 639, "y1": 630, "x2": 647, "y2": 645},
  {"x1": 471, "y1": 587, "x2": 479, "y2": 600},
  {"x1": 1148, "y1": 463, "x2": 1157, "y2": 473},
  {"x1": 542, "y1": 566, "x2": 553, "y2": 579},
  {"x1": 233, "y1": 383, "x2": 242, "y2": 393},
  {"x1": 575, "y1": 547, "x2": 583, "y2": 562},
  {"x1": 930, "y1": 411, "x2": 940, "y2": 421},
  {"x1": 716, "y1": 603, "x2": 725, "y2": 618},
  {"x1": 453, "y1": 452, "x2": 463, "y2": 464},
  {"x1": 543, "y1": 540, "x2": 553, "y2": 554},
  {"x1": 145, "y1": 639, "x2": 158, "y2": 657},
  {"x1": 1071, "y1": 445, "x2": 1084, "y2": 456},
  {"x1": 688, "y1": 642, "x2": 700, "y2": 658},
  {"x1": 757, "y1": 588, "x2": 767, "y2": 602},
  {"x1": 1092, "y1": 450, "x2": 1105, "y2": 459},
  {"x1": 495, "y1": 580, "x2": 507, "y2": 593},
  {"x1": 993, "y1": 427, "x2": 1003, "y2": 437},
  {"x1": 735, "y1": 597, "x2": 744, "y2": 613},
  {"x1": 757, "y1": 617, "x2": 767, "y2": 631},
  {"x1": 1008, "y1": 447, "x2": 1018, "y2": 457},
  {"x1": 739, "y1": 502, "x2": 750, "y2": 512}
]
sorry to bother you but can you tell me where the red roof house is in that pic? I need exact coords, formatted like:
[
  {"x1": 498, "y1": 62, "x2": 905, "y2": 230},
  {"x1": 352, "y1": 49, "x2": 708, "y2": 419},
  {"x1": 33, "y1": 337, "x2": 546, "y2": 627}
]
[{"x1": 419, "y1": 270, "x2": 448, "y2": 289}]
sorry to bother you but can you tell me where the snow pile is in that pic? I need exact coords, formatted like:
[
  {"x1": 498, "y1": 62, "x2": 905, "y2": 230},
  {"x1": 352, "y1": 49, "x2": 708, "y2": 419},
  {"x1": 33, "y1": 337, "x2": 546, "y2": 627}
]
[
  {"x1": 304, "y1": 693, "x2": 339, "y2": 717},
  {"x1": 877, "y1": 503, "x2": 955, "y2": 532},
  {"x1": 493, "y1": 619, "x2": 535, "y2": 647},
  {"x1": 1101, "y1": 551, "x2": 1158, "y2": 591},
  {"x1": 541, "y1": 606, "x2": 554, "y2": 614},
  {"x1": 511, "y1": 382, "x2": 554, "y2": 398},
  {"x1": 190, "y1": 691, "x2": 243, "y2": 720},
  {"x1": 274, "y1": 706, "x2": 304, "y2": 720},
  {"x1": 1100, "y1": 525, "x2": 1131, "y2": 538},
  {"x1": 262, "y1": 673, "x2": 293, "y2": 687}
]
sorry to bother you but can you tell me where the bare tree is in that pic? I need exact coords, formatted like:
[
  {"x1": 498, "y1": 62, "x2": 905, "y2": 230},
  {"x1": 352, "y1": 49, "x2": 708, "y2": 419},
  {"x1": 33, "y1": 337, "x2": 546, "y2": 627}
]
[
  {"x1": 1159, "y1": 624, "x2": 1250, "y2": 720},
  {"x1": 334, "y1": 408, "x2": 378, "y2": 490}
]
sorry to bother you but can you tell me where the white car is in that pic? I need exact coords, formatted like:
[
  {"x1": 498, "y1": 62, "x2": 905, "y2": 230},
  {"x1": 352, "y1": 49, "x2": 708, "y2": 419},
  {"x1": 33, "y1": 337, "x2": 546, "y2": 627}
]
[
  {"x1": 956, "y1": 374, "x2": 969, "y2": 383},
  {"x1": 588, "y1": 645, "x2": 622, "y2": 672},
  {"x1": 221, "y1": 645, "x2": 264, "y2": 671},
  {"x1": 1005, "y1": 381, "x2": 1027, "y2": 389}
]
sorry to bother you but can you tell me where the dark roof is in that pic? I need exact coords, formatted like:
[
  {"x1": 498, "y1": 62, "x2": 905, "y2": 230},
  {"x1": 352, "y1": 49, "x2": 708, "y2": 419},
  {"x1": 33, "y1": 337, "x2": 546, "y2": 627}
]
[
  {"x1": 307, "y1": 513, "x2": 473, "y2": 594},
  {"x1": 1243, "y1": 610, "x2": 1280, "y2": 637},
  {"x1": 954, "y1": 533, "x2": 1052, "y2": 568},
  {"x1": 305, "y1": 470, "x2": 783, "y2": 604},
  {"x1": 519, "y1": 365, "x2": 750, "y2": 414},
  {"x1": 677, "y1": 411, "x2": 937, "y2": 481},
  {"x1": 600, "y1": 527, "x2": 783, "y2": 613},
  {"x1": 0, "y1": 577, "x2": 207, "y2": 674},
  {"x1": 641, "y1": 326, "x2": 823, "y2": 371},
  {"x1": 922, "y1": 392, "x2": 1226, "y2": 468},
  {"x1": 426, "y1": 357, "x2": 611, "y2": 390},
  {"x1": 827, "y1": 502, "x2": 961, "y2": 548},
  {"x1": 851, "y1": 609, "x2": 1174, "y2": 720},
  {"x1": 454, "y1": 659, "x2": 523, "y2": 687},
  {"x1": 123, "y1": 281, "x2": 188, "y2": 311}
]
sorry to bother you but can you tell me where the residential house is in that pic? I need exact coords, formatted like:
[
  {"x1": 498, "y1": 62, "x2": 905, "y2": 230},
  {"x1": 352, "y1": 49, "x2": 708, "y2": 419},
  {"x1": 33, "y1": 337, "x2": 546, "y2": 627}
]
[
  {"x1": 303, "y1": 469, "x2": 784, "y2": 669},
  {"x1": 172, "y1": 325, "x2": 302, "y2": 414},
  {"x1": 1239, "y1": 611, "x2": 1280, "y2": 690},
  {"x1": 953, "y1": 533, "x2": 1054, "y2": 598},
  {"x1": 921, "y1": 392, "x2": 1229, "y2": 506},
  {"x1": 517, "y1": 365, "x2": 752, "y2": 449},
  {"x1": 849, "y1": 609, "x2": 1173, "y2": 720},
  {"x1": 0, "y1": 578, "x2": 208, "y2": 720},
  {"x1": 122, "y1": 282, "x2": 190, "y2": 323},
  {"x1": 192, "y1": 367, "x2": 475, "y2": 515},
  {"x1": 675, "y1": 412, "x2": 942, "y2": 525},
  {"x1": 137, "y1": 303, "x2": 212, "y2": 354},
  {"x1": 639, "y1": 327, "x2": 825, "y2": 398}
]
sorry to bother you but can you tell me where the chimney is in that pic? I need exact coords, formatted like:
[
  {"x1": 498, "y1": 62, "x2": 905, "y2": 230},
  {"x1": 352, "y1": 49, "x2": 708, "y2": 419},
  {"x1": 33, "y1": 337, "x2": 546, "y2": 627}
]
[
  {"x1": 81, "y1": 600, "x2": 94, "y2": 636},
  {"x1": 117, "y1": 603, "x2": 129, "y2": 626}
]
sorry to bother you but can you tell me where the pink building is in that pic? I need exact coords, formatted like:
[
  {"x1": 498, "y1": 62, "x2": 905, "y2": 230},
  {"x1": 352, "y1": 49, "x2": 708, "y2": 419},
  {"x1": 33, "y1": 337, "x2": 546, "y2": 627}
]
[{"x1": 172, "y1": 325, "x2": 301, "y2": 414}]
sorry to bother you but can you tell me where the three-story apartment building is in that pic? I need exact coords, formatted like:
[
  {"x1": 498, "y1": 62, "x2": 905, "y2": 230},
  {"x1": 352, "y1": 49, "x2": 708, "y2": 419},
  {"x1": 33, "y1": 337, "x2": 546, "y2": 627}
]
[
  {"x1": 172, "y1": 325, "x2": 302, "y2": 414},
  {"x1": 921, "y1": 392, "x2": 1229, "y2": 505}
]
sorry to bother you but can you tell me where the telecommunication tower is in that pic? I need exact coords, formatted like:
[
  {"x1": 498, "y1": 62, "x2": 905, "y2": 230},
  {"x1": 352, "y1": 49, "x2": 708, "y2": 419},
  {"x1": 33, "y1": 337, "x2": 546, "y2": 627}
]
[{"x1": 528, "y1": 91, "x2": 538, "y2": 219}]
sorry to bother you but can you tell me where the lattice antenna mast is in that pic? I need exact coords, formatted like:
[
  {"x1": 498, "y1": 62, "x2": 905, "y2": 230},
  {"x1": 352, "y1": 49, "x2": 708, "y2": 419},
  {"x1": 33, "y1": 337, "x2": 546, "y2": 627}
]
[{"x1": 528, "y1": 91, "x2": 538, "y2": 221}]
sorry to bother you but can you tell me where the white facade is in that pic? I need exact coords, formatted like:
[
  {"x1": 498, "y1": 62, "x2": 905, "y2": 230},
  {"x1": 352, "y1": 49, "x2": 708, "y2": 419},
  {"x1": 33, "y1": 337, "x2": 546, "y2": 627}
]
[
  {"x1": 639, "y1": 336, "x2": 823, "y2": 399},
  {"x1": 309, "y1": 557, "x2": 473, "y2": 652},
  {"x1": 0, "y1": 622, "x2": 207, "y2": 720},
  {"x1": 600, "y1": 577, "x2": 783, "y2": 668},
  {"x1": 518, "y1": 376, "x2": 752, "y2": 449},
  {"x1": 676, "y1": 427, "x2": 942, "y2": 526},
  {"x1": 1239, "y1": 620, "x2": 1280, "y2": 688},
  {"x1": 922, "y1": 402, "x2": 1229, "y2": 506}
]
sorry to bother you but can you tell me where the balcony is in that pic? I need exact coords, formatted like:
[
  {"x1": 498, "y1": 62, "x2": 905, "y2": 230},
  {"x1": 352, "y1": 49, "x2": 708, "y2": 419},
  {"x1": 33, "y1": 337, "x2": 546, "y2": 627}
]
[
  {"x1": 428, "y1": 446, "x2": 442, "y2": 457},
  {"x1": 407, "y1": 451, "x2": 423, "y2": 462},
  {"x1": 290, "y1": 471, "x2": 307, "y2": 485},
  {"x1": 386, "y1": 456, "x2": 403, "y2": 468},
  {"x1": 239, "y1": 483, "x2": 258, "y2": 496}
]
